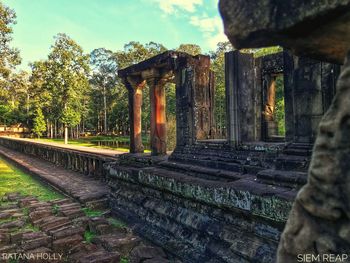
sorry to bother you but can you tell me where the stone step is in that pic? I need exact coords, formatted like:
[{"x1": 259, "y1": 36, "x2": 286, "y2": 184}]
[
  {"x1": 283, "y1": 148, "x2": 312, "y2": 156},
  {"x1": 257, "y1": 169, "x2": 308, "y2": 188},
  {"x1": 170, "y1": 156, "x2": 244, "y2": 173},
  {"x1": 275, "y1": 154, "x2": 310, "y2": 171},
  {"x1": 158, "y1": 161, "x2": 243, "y2": 182}
]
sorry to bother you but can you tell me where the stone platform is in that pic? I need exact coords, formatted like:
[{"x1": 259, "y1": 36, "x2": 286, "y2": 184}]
[{"x1": 106, "y1": 149, "x2": 301, "y2": 263}]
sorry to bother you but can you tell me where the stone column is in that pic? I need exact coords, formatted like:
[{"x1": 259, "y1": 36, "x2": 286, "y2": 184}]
[
  {"x1": 147, "y1": 75, "x2": 167, "y2": 156},
  {"x1": 225, "y1": 51, "x2": 258, "y2": 145},
  {"x1": 124, "y1": 77, "x2": 146, "y2": 154}
]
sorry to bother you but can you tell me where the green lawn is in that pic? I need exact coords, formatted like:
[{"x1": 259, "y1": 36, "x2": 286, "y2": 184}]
[
  {"x1": 32, "y1": 135, "x2": 151, "y2": 153},
  {"x1": 0, "y1": 157, "x2": 63, "y2": 200}
]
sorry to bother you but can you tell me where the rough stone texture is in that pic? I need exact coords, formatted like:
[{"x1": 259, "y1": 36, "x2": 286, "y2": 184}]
[
  {"x1": 283, "y1": 51, "x2": 341, "y2": 143},
  {"x1": 219, "y1": 0, "x2": 350, "y2": 64},
  {"x1": 277, "y1": 53, "x2": 350, "y2": 262},
  {"x1": 106, "y1": 154, "x2": 297, "y2": 262},
  {"x1": 0, "y1": 193, "x2": 168, "y2": 263}
]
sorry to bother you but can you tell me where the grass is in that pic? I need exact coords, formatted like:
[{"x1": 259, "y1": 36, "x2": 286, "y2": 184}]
[
  {"x1": 120, "y1": 257, "x2": 129, "y2": 263},
  {"x1": 84, "y1": 230, "x2": 96, "y2": 243},
  {"x1": 82, "y1": 207, "x2": 104, "y2": 217},
  {"x1": 32, "y1": 135, "x2": 151, "y2": 153},
  {"x1": 0, "y1": 157, "x2": 63, "y2": 201}
]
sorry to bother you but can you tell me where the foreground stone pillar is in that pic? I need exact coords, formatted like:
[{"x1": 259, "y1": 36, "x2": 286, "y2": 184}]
[
  {"x1": 146, "y1": 71, "x2": 167, "y2": 156},
  {"x1": 277, "y1": 53, "x2": 350, "y2": 262},
  {"x1": 124, "y1": 77, "x2": 146, "y2": 153}
]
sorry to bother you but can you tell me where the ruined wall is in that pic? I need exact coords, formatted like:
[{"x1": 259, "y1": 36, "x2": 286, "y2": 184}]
[
  {"x1": 284, "y1": 51, "x2": 341, "y2": 143},
  {"x1": 106, "y1": 158, "x2": 296, "y2": 263},
  {"x1": 0, "y1": 138, "x2": 115, "y2": 179}
]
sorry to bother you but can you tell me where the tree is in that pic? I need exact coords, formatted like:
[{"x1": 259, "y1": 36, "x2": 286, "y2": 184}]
[
  {"x1": 176, "y1": 44, "x2": 202, "y2": 56},
  {"x1": 210, "y1": 42, "x2": 234, "y2": 138},
  {"x1": 0, "y1": 2, "x2": 21, "y2": 91},
  {"x1": 32, "y1": 107, "x2": 46, "y2": 138},
  {"x1": 90, "y1": 48, "x2": 118, "y2": 134},
  {"x1": 45, "y1": 33, "x2": 90, "y2": 144}
]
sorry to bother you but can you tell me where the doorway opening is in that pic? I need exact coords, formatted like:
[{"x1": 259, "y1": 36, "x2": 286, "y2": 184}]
[{"x1": 263, "y1": 73, "x2": 285, "y2": 141}]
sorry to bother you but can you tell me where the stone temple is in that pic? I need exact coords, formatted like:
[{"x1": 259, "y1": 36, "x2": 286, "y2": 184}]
[
  {"x1": 106, "y1": 44, "x2": 341, "y2": 262},
  {"x1": 0, "y1": 0, "x2": 349, "y2": 262}
]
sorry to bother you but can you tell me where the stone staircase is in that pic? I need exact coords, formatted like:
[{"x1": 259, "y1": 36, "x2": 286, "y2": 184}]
[{"x1": 257, "y1": 143, "x2": 312, "y2": 189}]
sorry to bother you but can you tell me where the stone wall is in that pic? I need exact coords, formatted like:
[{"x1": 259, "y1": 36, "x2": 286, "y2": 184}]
[
  {"x1": 106, "y1": 158, "x2": 296, "y2": 263},
  {"x1": 0, "y1": 137, "x2": 116, "y2": 179}
]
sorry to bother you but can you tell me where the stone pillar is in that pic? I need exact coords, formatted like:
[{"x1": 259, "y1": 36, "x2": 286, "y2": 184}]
[
  {"x1": 147, "y1": 76, "x2": 167, "y2": 156},
  {"x1": 225, "y1": 51, "x2": 259, "y2": 145},
  {"x1": 124, "y1": 77, "x2": 146, "y2": 153}
]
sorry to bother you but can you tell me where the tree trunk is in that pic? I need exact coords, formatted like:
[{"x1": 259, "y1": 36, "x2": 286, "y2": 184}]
[
  {"x1": 50, "y1": 122, "x2": 53, "y2": 139},
  {"x1": 54, "y1": 120, "x2": 57, "y2": 138},
  {"x1": 46, "y1": 119, "x2": 50, "y2": 138},
  {"x1": 103, "y1": 86, "x2": 107, "y2": 134},
  {"x1": 64, "y1": 125, "x2": 68, "y2": 144}
]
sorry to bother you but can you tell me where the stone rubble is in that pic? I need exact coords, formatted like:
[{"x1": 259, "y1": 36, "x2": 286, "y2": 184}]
[{"x1": 0, "y1": 192, "x2": 171, "y2": 263}]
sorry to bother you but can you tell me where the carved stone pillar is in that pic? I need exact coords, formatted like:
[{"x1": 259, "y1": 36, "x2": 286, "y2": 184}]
[
  {"x1": 124, "y1": 77, "x2": 146, "y2": 153},
  {"x1": 147, "y1": 75, "x2": 167, "y2": 156}
]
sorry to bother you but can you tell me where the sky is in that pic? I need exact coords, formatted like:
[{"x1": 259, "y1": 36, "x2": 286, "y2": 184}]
[{"x1": 3, "y1": 0, "x2": 228, "y2": 70}]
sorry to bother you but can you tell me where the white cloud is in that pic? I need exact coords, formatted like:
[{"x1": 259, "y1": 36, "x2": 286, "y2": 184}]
[
  {"x1": 190, "y1": 15, "x2": 227, "y2": 50},
  {"x1": 153, "y1": 0, "x2": 203, "y2": 14}
]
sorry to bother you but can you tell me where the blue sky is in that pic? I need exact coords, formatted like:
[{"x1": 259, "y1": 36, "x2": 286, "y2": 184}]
[{"x1": 3, "y1": 0, "x2": 227, "y2": 70}]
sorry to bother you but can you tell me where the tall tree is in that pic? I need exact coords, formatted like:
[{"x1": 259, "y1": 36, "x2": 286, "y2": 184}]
[
  {"x1": 45, "y1": 33, "x2": 90, "y2": 144},
  {"x1": 90, "y1": 48, "x2": 118, "y2": 134},
  {"x1": 0, "y1": 1, "x2": 21, "y2": 90},
  {"x1": 0, "y1": 1, "x2": 22, "y2": 126}
]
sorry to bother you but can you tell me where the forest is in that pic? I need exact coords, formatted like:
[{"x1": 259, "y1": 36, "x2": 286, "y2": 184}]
[{"x1": 0, "y1": 1, "x2": 283, "y2": 149}]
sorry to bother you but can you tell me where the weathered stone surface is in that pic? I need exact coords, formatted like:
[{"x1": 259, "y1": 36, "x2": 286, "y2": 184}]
[
  {"x1": 21, "y1": 235, "x2": 52, "y2": 251},
  {"x1": 219, "y1": 0, "x2": 350, "y2": 64},
  {"x1": 77, "y1": 250, "x2": 120, "y2": 263},
  {"x1": 130, "y1": 246, "x2": 167, "y2": 263},
  {"x1": 0, "y1": 232, "x2": 11, "y2": 245},
  {"x1": 50, "y1": 225, "x2": 85, "y2": 240},
  {"x1": 277, "y1": 52, "x2": 350, "y2": 262},
  {"x1": 52, "y1": 234, "x2": 84, "y2": 252},
  {"x1": 93, "y1": 233, "x2": 141, "y2": 255},
  {"x1": 0, "y1": 219, "x2": 25, "y2": 229}
]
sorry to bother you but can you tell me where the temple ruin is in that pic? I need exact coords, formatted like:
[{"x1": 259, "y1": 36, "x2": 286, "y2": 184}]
[
  {"x1": 0, "y1": 46, "x2": 342, "y2": 262},
  {"x1": 98, "y1": 48, "x2": 341, "y2": 262}
]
